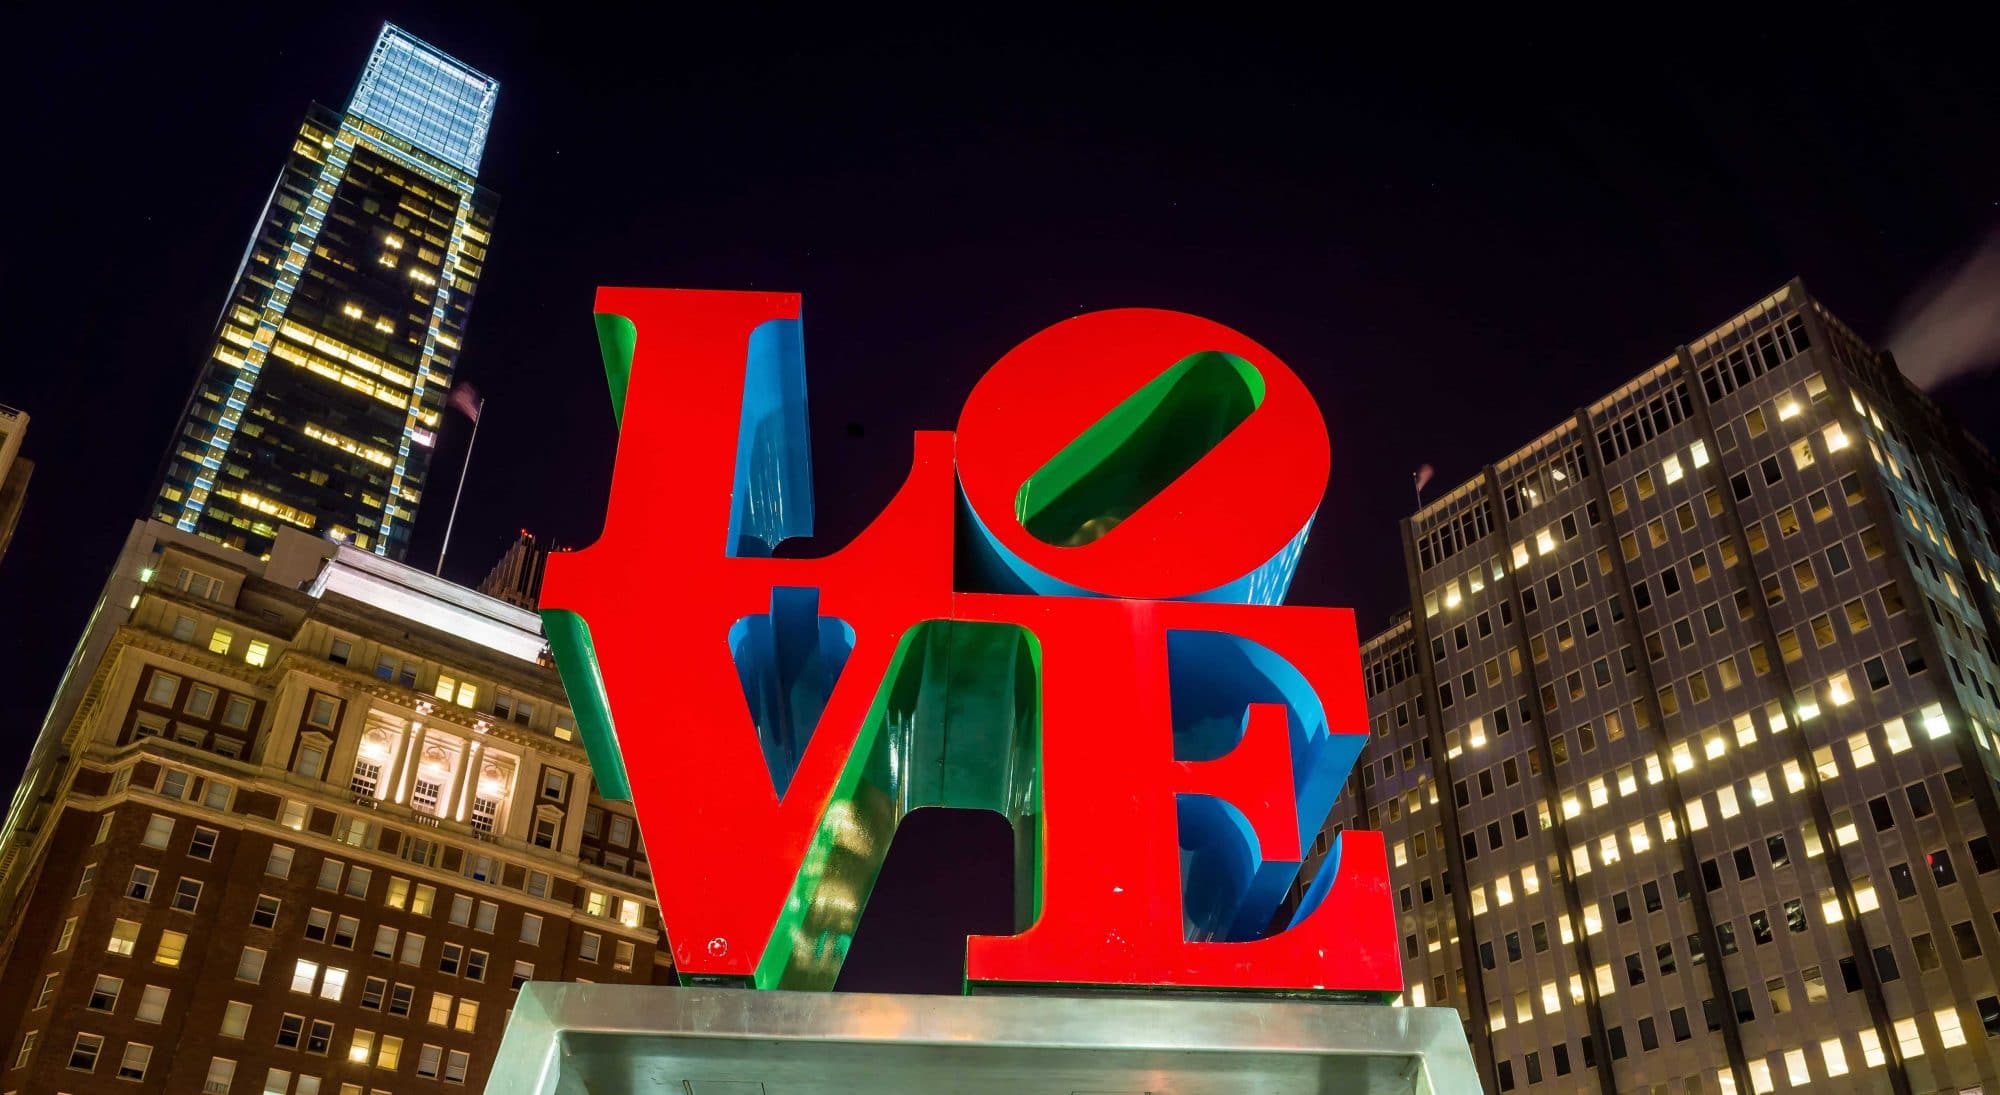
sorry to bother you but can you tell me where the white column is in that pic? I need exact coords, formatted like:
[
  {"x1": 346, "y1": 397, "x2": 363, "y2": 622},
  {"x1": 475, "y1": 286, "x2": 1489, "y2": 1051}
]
[
  {"x1": 392, "y1": 723, "x2": 426, "y2": 804},
  {"x1": 451, "y1": 740, "x2": 483, "y2": 822}
]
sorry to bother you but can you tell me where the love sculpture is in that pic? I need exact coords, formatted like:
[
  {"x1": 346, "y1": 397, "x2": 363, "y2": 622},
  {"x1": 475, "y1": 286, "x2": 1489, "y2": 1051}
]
[{"x1": 539, "y1": 288, "x2": 1400, "y2": 996}]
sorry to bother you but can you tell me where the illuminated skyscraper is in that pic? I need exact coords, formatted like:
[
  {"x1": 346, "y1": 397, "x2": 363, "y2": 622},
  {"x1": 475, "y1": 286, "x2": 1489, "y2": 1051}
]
[
  {"x1": 1291, "y1": 282, "x2": 2000, "y2": 1092},
  {"x1": 152, "y1": 24, "x2": 499, "y2": 561}
]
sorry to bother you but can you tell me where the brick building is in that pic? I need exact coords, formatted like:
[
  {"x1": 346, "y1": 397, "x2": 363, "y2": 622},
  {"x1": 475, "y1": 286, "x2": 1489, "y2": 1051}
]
[{"x1": 0, "y1": 523, "x2": 661, "y2": 1094}]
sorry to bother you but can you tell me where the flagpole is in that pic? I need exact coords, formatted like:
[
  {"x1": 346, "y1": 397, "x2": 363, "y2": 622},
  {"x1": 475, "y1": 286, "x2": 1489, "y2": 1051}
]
[{"x1": 436, "y1": 398, "x2": 484, "y2": 577}]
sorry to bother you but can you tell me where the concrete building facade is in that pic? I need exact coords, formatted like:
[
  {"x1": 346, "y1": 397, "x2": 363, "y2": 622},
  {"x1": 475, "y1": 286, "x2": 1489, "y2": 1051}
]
[
  {"x1": 0, "y1": 525, "x2": 659, "y2": 1094},
  {"x1": 1294, "y1": 282, "x2": 2000, "y2": 1093},
  {"x1": 0, "y1": 403, "x2": 30, "y2": 567}
]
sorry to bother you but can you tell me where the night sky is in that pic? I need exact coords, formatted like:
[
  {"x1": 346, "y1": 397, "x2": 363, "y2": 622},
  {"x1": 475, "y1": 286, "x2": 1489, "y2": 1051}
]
[{"x1": 4, "y1": 6, "x2": 1996, "y2": 992}]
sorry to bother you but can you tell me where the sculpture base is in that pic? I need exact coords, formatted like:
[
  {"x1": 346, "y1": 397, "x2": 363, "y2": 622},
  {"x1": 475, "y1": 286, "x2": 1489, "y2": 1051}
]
[{"x1": 489, "y1": 983, "x2": 1479, "y2": 1094}]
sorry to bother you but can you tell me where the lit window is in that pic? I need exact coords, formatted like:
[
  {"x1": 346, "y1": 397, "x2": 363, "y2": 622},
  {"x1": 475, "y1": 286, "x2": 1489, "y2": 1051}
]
[
  {"x1": 1821, "y1": 1037, "x2": 1849, "y2": 1077},
  {"x1": 154, "y1": 929, "x2": 187, "y2": 967},
  {"x1": 108, "y1": 918, "x2": 140, "y2": 955},
  {"x1": 222, "y1": 1000, "x2": 252, "y2": 1038},
  {"x1": 1859, "y1": 1029, "x2": 1885, "y2": 1067},
  {"x1": 1778, "y1": 398, "x2": 1801, "y2": 421},
  {"x1": 1689, "y1": 440, "x2": 1710, "y2": 467},
  {"x1": 1894, "y1": 1017, "x2": 1924, "y2": 1058},
  {"x1": 1848, "y1": 732, "x2": 1875, "y2": 768},
  {"x1": 245, "y1": 640, "x2": 269, "y2": 667},
  {"x1": 1662, "y1": 454, "x2": 1684, "y2": 484},
  {"x1": 1854, "y1": 875, "x2": 1878, "y2": 912},
  {"x1": 1824, "y1": 423, "x2": 1849, "y2": 451},
  {"x1": 1936, "y1": 1007, "x2": 1967, "y2": 1049},
  {"x1": 209, "y1": 629, "x2": 233, "y2": 655}
]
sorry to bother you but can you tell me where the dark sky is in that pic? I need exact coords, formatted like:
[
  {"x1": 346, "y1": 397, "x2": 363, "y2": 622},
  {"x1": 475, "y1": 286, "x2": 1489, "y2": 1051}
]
[{"x1": 3, "y1": 5, "x2": 1996, "y2": 991}]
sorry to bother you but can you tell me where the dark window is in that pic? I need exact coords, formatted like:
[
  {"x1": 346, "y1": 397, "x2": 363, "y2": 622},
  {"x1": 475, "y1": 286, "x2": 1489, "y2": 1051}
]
[
  {"x1": 1506, "y1": 932, "x2": 1522, "y2": 962},
  {"x1": 1479, "y1": 941, "x2": 1494, "y2": 969},
  {"x1": 1643, "y1": 880, "x2": 1662, "y2": 912},
  {"x1": 1870, "y1": 796, "x2": 1896, "y2": 831},
  {"x1": 1670, "y1": 1007, "x2": 1691, "y2": 1042},
  {"x1": 1701, "y1": 858, "x2": 1722, "y2": 891},
  {"x1": 1766, "y1": 833, "x2": 1789, "y2": 868},
  {"x1": 1971, "y1": 836, "x2": 1998, "y2": 874},
  {"x1": 1731, "y1": 472, "x2": 1752, "y2": 500},
  {"x1": 1761, "y1": 456, "x2": 1783, "y2": 485},
  {"x1": 1903, "y1": 641, "x2": 1927, "y2": 675},
  {"x1": 1732, "y1": 987, "x2": 1755, "y2": 1023},
  {"x1": 1954, "y1": 920, "x2": 1983, "y2": 959},
  {"x1": 1639, "y1": 1016, "x2": 1658, "y2": 1051},
  {"x1": 1717, "y1": 921, "x2": 1738, "y2": 956},
  {"x1": 1865, "y1": 657, "x2": 1890, "y2": 690},
  {"x1": 1907, "y1": 782, "x2": 1934, "y2": 818},
  {"x1": 1890, "y1": 862, "x2": 1917, "y2": 899},
  {"x1": 1979, "y1": 996, "x2": 2000, "y2": 1038},
  {"x1": 1633, "y1": 581, "x2": 1653, "y2": 610},
  {"x1": 1497, "y1": 1060, "x2": 1515, "y2": 1092},
  {"x1": 1874, "y1": 945, "x2": 1900, "y2": 982},
  {"x1": 1734, "y1": 847, "x2": 1756, "y2": 880},
  {"x1": 1657, "y1": 941, "x2": 1676, "y2": 976},
  {"x1": 1933, "y1": 848, "x2": 1959, "y2": 887},
  {"x1": 1532, "y1": 921, "x2": 1549, "y2": 952},
  {"x1": 1751, "y1": 910, "x2": 1773, "y2": 945},
  {"x1": 1703, "y1": 997, "x2": 1722, "y2": 1032},
  {"x1": 1626, "y1": 952, "x2": 1645, "y2": 985},
  {"x1": 1840, "y1": 956, "x2": 1862, "y2": 992},
  {"x1": 1606, "y1": 1025, "x2": 1626, "y2": 1060},
  {"x1": 1525, "y1": 1051, "x2": 1542, "y2": 1084},
  {"x1": 1553, "y1": 1044, "x2": 1570, "y2": 1076}
]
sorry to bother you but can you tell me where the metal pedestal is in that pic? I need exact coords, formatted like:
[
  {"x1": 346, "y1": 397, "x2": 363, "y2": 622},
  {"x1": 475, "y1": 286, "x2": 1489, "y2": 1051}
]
[{"x1": 489, "y1": 984, "x2": 1481, "y2": 1094}]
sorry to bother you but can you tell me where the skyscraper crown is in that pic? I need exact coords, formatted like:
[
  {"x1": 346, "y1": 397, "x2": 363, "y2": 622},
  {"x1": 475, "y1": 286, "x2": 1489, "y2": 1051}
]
[{"x1": 348, "y1": 22, "x2": 499, "y2": 174}]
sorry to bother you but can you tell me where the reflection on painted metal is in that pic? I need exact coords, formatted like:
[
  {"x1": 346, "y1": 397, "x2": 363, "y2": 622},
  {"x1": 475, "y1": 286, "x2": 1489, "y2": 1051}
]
[{"x1": 541, "y1": 289, "x2": 1400, "y2": 997}]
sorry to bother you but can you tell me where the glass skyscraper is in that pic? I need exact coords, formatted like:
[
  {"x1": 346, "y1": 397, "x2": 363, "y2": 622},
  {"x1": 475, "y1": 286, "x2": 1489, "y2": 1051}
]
[{"x1": 152, "y1": 24, "x2": 499, "y2": 560}]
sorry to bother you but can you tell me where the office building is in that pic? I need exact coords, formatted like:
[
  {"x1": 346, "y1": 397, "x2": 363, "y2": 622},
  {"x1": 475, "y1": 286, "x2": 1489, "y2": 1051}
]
[
  {"x1": 1293, "y1": 281, "x2": 2000, "y2": 1092},
  {"x1": 0, "y1": 404, "x2": 29, "y2": 566},
  {"x1": 152, "y1": 24, "x2": 499, "y2": 562},
  {"x1": 0, "y1": 523, "x2": 660, "y2": 1093},
  {"x1": 476, "y1": 529, "x2": 551, "y2": 610}
]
